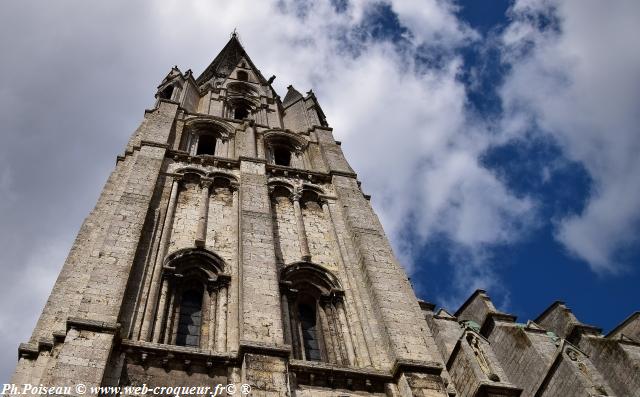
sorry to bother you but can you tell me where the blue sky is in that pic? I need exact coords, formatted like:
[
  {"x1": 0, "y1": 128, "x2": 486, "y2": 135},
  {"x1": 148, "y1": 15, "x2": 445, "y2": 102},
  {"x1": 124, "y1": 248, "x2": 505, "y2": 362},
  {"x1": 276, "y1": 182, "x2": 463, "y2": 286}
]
[
  {"x1": 1, "y1": 0, "x2": 639, "y2": 381},
  {"x1": 412, "y1": 0, "x2": 640, "y2": 327}
]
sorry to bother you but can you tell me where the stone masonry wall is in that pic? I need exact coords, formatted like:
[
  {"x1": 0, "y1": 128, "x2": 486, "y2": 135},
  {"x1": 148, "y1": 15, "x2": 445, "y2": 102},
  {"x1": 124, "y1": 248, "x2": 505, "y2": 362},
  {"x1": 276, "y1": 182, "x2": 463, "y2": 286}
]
[
  {"x1": 271, "y1": 195, "x2": 301, "y2": 265},
  {"x1": 302, "y1": 200, "x2": 338, "y2": 270},
  {"x1": 169, "y1": 181, "x2": 200, "y2": 253}
]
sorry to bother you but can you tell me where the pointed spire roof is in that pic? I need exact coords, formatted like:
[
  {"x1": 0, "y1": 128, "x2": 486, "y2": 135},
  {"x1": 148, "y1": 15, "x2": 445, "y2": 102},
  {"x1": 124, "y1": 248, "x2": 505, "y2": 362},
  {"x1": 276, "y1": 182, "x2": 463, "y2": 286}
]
[
  {"x1": 283, "y1": 85, "x2": 304, "y2": 107},
  {"x1": 196, "y1": 32, "x2": 268, "y2": 86}
]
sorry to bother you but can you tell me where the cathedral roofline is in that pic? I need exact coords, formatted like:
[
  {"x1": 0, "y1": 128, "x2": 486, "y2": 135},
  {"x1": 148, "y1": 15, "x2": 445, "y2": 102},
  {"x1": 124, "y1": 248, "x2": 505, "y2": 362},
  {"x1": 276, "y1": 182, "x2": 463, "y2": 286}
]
[
  {"x1": 533, "y1": 300, "x2": 568, "y2": 324},
  {"x1": 453, "y1": 289, "x2": 488, "y2": 318},
  {"x1": 606, "y1": 311, "x2": 640, "y2": 339}
]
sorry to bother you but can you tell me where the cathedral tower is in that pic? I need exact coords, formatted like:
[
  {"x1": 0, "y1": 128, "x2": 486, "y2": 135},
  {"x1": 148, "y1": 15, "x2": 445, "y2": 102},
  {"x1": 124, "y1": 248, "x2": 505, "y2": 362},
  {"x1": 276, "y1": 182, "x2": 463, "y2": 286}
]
[
  {"x1": 10, "y1": 34, "x2": 451, "y2": 396},
  {"x1": 11, "y1": 34, "x2": 638, "y2": 397}
]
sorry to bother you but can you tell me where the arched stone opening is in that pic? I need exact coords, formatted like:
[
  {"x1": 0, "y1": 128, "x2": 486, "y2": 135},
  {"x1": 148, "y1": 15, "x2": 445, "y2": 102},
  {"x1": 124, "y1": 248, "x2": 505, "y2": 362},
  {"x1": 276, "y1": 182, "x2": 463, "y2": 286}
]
[
  {"x1": 182, "y1": 118, "x2": 233, "y2": 157},
  {"x1": 150, "y1": 248, "x2": 231, "y2": 351},
  {"x1": 280, "y1": 262, "x2": 355, "y2": 365}
]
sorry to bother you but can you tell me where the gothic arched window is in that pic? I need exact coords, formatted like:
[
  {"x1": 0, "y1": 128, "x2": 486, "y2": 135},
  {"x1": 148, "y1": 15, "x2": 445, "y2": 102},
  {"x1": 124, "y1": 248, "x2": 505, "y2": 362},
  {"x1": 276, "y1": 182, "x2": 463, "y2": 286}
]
[
  {"x1": 264, "y1": 135, "x2": 304, "y2": 168},
  {"x1": 183, "y1": 120, "x2": 230, "y2": 156},
  {"x1": 280, "y1": 262, "x2": 355, "y2": 365},
  {"x1": 149, "y1": 249, "x2": 230, "y2": 351}
]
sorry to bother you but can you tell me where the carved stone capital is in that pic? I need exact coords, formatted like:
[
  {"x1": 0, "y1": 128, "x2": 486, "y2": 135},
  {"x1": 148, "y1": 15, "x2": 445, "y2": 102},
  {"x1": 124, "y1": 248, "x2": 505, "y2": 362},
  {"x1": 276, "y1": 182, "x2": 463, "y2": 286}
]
[{"x1": 200, "y1": 179, "x2": 213, "y2": 189}]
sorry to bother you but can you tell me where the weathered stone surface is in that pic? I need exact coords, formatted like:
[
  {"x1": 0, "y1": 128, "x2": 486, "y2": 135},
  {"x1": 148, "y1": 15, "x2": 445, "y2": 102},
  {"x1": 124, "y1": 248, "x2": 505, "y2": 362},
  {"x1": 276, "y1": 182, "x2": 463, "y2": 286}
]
[{"x1": 10, "y1": 34, "x2": 637, "y2": 397}]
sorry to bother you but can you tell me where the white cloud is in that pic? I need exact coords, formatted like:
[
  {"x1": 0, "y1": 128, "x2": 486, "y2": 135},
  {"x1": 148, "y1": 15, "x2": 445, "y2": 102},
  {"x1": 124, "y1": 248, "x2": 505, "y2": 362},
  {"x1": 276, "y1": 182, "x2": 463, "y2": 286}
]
[
  {"x1": 500, "y1": 0, "x2": 640, "y2": 273},
  {"x1": 389, "y1": 0, "x2": 478, "y2": 46}
]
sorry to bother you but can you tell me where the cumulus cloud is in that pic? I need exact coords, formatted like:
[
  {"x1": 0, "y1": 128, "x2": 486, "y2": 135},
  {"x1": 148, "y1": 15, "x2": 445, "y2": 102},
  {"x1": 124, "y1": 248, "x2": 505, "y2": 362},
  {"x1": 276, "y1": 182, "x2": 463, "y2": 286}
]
[{"x1": 500, "y1": 0, "x2": 640, "y2": 273}]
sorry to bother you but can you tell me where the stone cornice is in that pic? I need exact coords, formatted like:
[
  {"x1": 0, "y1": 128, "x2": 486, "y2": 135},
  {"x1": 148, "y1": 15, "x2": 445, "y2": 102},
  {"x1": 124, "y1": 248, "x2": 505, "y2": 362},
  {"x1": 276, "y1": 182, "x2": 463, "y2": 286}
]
[
  {"x1": 289, "y1": 359, "x2": 392, "y2": 381},
  {"x1": 238, "y1": 155, "x2": 267, "y2": 164},
  {"x1": 140, "y1": 140, "x2": 170, "y2": 149},
  {"x1": 17, "y1": 343, "x2": 39, "y2": 359},
  {"x1": 181, "y1": 109, "x2": 271, "y2": 130},
  {"x1": 391, "y1": 358, "x2": 443, "y2": 378},
  {"x1": 238, "y1": 341, "x2": 291, "y2": 357},
  {"x1": 329, "y1": 169, "x2": 358, "y2": 179},
  {"x1": 116, "y1": 140, "x2": 170, "y2": 163},
  {"x1": 266, "y1": 164, "x2": 333, "y2": 183},
  {"x1": 66, "y1": 317, "x2": 121, "y2": 334},
  {"x1": 169, "y1": 150, "x2": 240, "y2": 169}
]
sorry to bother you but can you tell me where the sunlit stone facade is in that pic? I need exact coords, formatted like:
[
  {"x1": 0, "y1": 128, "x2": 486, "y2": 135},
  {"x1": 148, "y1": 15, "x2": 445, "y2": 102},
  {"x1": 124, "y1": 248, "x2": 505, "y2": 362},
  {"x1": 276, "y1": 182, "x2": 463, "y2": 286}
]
[{"x1": 11, "y1": 34, "x2": 639, "y2": 397}]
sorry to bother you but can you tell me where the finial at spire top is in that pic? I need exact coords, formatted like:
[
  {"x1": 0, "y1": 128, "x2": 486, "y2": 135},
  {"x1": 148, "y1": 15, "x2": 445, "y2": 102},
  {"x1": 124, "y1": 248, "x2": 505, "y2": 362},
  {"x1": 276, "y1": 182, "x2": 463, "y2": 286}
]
[{"x1": 231, "y1": 28, "x2": 237, "y2": 38}]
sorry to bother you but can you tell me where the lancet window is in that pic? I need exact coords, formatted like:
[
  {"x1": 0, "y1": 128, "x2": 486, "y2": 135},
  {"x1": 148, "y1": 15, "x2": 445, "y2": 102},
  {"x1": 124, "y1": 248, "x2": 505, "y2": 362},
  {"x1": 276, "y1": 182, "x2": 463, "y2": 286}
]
[
  {"x1": 149, "y1": 249, "x2": 230, "y2": 351},
  {"x1": 182, "y1": 119, "x2": 232, "y2": 157},
  {"x1": 280, "y1": 262, "x2": 355, "y2": 365},
  {"x1": 264, "y1": 135, "x2": 305, "y2": 168}
]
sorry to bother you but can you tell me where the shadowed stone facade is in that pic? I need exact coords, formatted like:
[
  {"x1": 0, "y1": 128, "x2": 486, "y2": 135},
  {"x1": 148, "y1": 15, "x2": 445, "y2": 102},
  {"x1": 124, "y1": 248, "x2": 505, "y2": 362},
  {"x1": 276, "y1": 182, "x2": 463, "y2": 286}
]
[{"x1": 11, "y1": 34, "x2": 639, "y2": 397}]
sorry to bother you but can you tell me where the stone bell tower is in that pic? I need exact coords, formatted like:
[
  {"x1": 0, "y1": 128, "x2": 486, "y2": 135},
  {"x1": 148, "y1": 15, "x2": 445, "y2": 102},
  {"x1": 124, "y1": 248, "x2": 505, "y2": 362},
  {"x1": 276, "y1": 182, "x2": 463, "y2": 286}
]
[{"x1": 11, "y1": 33, "x2": 453, "y2": 396}]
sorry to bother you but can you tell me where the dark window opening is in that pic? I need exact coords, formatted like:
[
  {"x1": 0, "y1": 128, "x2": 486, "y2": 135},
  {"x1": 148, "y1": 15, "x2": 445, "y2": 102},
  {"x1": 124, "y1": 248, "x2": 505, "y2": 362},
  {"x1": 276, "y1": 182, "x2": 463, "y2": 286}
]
[
  {"x1": 196, "y1": 135, "x2": 217, "y2": 156},
  {"x1": 159, "y1": 85, "x2": 174, "y2": 100},
  {"x1": 273, "y1": 146, "x2": 292, "y2": 166},
  {"x1": 299, "y1": 303, "x2": 321, "y2": 361},
  {"x1": 176, "y1": 288, "x2": 203, "y2": 347},
  {"x1": 237, "y1": 71, "x2": 248, "y2": 81},
  {"x1": 234, "y1": 105, "x2": 250, "y2": 120}
]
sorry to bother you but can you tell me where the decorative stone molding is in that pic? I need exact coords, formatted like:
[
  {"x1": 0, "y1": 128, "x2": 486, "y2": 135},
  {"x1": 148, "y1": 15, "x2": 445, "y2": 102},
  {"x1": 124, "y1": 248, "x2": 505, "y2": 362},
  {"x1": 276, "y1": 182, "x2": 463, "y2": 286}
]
[{"x1": 66, "y1": 317, "x2": 121, "y2": 334}]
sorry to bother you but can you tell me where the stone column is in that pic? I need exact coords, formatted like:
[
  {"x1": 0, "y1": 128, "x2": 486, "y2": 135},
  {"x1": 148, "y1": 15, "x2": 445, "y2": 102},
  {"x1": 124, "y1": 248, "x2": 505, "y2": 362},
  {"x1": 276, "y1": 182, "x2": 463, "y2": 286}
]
[
  {"x1": 190, "y1": 135, "x2": 199, "y2": 156},
  {"x1": 287, "y1": 290, "x2": 302, "y2": 360},
  {"x1": 163, "y1": 280, "x2": 177, "y2": 344},
  {"x1": 327, "y1": 300, "x2": 345, "y2": 364},
  {"x1": 130, "y1": 207, "x2": 162, "y2": 339},
  {"x1": 152, "y1": 274, "x2": 171, "y2": 343},
  {"x1": 143, "y1": 177, "x2": 180, "y2": 341},
  {"x1": 247, "y1": 121, "x2": 257, "y2": 158},
  {"x1": 331, "y1": 298, "x2": 352, "y2": 365},
  {"x1": 214, "y1": 137, "x2": 224, "y2": 157},
  {"x1": 227, "y1": 185, "x2": 239, "y2": 352},
  {"x1": 280, "y1": 290, "x2": 292, "y2": 346},
  {"x1": 200, "y1": 288, "x2": 211, "y2": 350},
  {"x1": 292, "y1": 190, "x2": 311, "y2": 261},
  {"x1": 195, "y1": 179, "x2": 212, "y2": 247},
  {"x1": 229, "y1": 135, "x2": 236, "y2": 158},
  {"x1": 318, "y1": 299, "x2": 337, "y2": 364},
  {"x1": 336, "y1": 298, "x2": 356, "y2": 366},
  {"x1": 257, "y1": 133, "x2": 265, "y2": 159},
  {"x1": 207, "y1": 285, "x2": 218, "y2": 351},
  {"x1": 215, "y1": 282, "x2": 228, "y2": 352}
]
